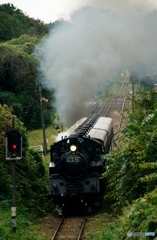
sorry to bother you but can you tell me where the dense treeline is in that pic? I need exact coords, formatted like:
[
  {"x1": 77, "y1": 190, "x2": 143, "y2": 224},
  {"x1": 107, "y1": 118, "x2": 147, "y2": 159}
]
[
  {"x1": 0, "y1": 3, "x2": 48, "y2": 42},
  {"x1": 106, "y1": 90, "x2": 157, "y2": 209},
  {"x1": 97, "y1": 89, "x2": 157, "y2": 238},
  {"x1": 0, "y1": 5, "x2": 53, "y2": 237},
  {"x1": 0, "y1": 39, "x2": 55, "y2": 129},
  {"x1": 0, "y1": 4, "x2": 56, "y2": 130}
]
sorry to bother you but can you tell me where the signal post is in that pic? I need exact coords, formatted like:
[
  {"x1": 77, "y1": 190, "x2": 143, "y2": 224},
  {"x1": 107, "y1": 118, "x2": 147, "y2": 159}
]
[{"x1": 6, "y1": 129, "x2": 22, "y2": 232}]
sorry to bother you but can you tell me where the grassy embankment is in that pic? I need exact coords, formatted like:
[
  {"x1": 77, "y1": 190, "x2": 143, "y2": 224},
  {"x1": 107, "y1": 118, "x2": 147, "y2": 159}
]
[{"x1": 27, "y1": 126, "x2": 59, "y2": 164}]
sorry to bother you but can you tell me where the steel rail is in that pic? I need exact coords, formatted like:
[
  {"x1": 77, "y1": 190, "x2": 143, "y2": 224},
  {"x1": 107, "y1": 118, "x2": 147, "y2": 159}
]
[
  {"x1": 77, "y1": 217, "x2": 86, "y2": 240},
  {"x1": 51, "y1": 216, "x2": 86, "y2": 240},
  {"x1": 114, "y1": 96, "x2": 126, "y2": 135},
  {"x1": 98, "y1": 70, "x2": 130, "y2": 117},
  {"x1": 113, "y1": 70, "x2": 130, "y2": 139},
  {"x1": 98, "y1": 98, "x2": 111, "y2": 116},
  {"x1": 51, "y1": 217, "x2": 64, "y2": 240}
]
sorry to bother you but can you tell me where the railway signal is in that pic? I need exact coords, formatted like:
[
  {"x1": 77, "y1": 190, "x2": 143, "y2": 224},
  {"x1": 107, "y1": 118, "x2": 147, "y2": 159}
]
[
  {"x1": 6, "y1": 130, "x2": 22, "y2": 160},
  {"x1": 5, "y1": 117, "x2": 23, "y2": 232},
  {"x1": 6, "y1": 130, "x2": 22, "y2": 232}
]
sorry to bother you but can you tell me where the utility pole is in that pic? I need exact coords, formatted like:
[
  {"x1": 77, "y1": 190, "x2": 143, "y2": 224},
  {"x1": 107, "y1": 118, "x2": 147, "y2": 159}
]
[
  {"x1": 11, "y1": 117, "x2": 16, "y2": 232},
  {"x1": 11, "y1": 158, "x2": 16, "y2": 232},
  {"x1": 39, "y1": 87, "x2": 47, "y2": 155},
  {"x1": 154, "y1": 72, "x2": 156, "y2": 84},
  {"x1": 131, "y1": 80, "x2": 135, "y2": 109}
]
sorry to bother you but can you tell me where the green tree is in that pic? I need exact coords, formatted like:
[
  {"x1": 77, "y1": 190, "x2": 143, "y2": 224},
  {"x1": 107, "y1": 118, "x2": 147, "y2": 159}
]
[
  {"x1": 105, "y1": 90, "x2": 157, "y2": 211},
  {"x1": 0, "y1": 3, "x2": 48, "y2": 42},
  {"x1": 0, "y1": 41, "x2": 55, "y2": 129}
]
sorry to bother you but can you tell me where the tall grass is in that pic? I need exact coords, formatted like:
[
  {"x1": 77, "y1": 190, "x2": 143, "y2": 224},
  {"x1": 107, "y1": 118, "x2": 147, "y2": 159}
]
[
  {"x1": 0, "y1": 205, "x2": 46, "y2": 240},
  {"x1": 27, "y1": 126, "x2": 60, "y2": 168},
  {"x1": 27, "y1": 126, "x2": 59, "y2": 150}
]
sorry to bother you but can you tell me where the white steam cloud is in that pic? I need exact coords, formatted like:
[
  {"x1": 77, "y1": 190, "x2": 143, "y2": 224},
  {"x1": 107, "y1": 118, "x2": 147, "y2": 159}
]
[{"x1": 36, "y1": 0, "x2": 157, "y2": 127}]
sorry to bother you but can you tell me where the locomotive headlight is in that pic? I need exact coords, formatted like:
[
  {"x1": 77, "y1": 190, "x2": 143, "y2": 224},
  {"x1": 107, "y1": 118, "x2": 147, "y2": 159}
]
[{"x1": 70, "y1": 145, "x2": 77, "y2": 152}]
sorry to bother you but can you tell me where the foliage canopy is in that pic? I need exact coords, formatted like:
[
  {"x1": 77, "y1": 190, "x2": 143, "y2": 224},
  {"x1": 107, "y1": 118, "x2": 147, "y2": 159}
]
[
  {"x1": 105, "y1": 89, "x2": 157, "y2": 211},
  {"x1": 0, "y1": 3, "x2": 49, "y2": 42},
  {"x1": 0, "y1": 3, "x2": 55, "y2": 129}
]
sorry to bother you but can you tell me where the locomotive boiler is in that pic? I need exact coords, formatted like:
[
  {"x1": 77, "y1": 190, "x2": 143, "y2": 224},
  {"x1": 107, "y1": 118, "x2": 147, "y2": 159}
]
[{"x1": 49, "y1": 114, "x2": 113, "y2": 215}]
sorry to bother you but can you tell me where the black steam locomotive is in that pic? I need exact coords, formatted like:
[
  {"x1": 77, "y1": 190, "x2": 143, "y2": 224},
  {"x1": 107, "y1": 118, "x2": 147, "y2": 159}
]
[{"x1": 49, "y1": 114, "x2": 113, "y2": 215}]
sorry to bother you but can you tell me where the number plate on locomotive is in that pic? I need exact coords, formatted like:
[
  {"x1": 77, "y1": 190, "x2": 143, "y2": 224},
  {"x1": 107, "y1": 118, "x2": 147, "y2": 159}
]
[{"x1": 66, "y1": 157, "x2": 80, "y2": 162}]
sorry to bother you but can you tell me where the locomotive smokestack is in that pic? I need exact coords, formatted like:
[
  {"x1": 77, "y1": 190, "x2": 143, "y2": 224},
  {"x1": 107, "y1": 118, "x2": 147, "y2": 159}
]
[{"x1": 36, "y1": 0, "x2": 157, "y2": 127}]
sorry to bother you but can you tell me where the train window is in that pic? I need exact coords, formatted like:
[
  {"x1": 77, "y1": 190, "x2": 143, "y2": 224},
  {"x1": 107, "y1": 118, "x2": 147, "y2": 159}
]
[{"x1": 85, "y1": 181, "x2": 90, "y2": 185}]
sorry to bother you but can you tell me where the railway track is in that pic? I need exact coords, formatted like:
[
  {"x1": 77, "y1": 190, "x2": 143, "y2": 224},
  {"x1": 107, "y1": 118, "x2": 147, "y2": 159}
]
[
  {"x1": 91, "y1": 70, "x2": 131, "y2": 142},
  {"x1": 51, "y1": 216, "x2": 86, "y2": 240}
]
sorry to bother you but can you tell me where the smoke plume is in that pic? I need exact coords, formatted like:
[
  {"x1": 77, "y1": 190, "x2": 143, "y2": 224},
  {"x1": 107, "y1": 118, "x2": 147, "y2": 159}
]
[{"x1": 36, "y1": 0, "x2": 157, "y2": 127}]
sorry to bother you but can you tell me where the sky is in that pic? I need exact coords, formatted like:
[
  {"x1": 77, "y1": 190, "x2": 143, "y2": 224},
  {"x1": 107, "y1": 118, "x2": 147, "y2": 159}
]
[
  {"x1": 1, "y1": 0, "x2": 157, "y2": 23},
  {"x1": 0, "y1": 0, "x2": 85, "y2": 23}
]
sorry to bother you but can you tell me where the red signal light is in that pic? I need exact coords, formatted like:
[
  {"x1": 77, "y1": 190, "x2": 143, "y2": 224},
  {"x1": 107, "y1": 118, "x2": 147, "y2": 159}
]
[
  {"x1": 12, "y1": 144, "x2": 17, "y2": 150},
  {"x1": 7, "y1": 130, "x2": 22, "y2": 157}
]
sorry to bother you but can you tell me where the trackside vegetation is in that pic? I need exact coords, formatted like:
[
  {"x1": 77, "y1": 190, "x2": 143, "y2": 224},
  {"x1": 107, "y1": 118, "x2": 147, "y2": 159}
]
[
  {"x1": 0, "y1": 105, "x2": 51, "y2": 240},
  {"x1": 91, "y1": 89, "x2": 157, "y2": 239}
]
